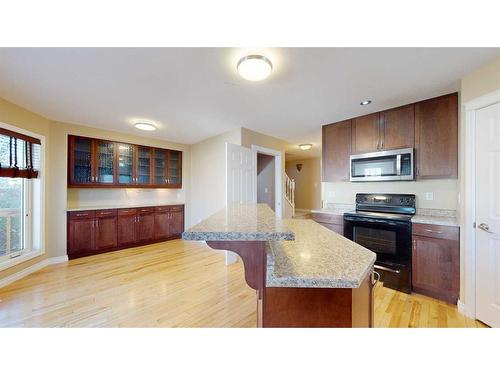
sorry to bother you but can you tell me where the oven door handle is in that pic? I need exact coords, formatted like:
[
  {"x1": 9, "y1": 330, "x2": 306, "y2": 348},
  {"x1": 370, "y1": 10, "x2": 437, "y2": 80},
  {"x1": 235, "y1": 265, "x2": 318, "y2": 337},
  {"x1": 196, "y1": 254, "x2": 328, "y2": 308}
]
[
  {"x1": 374, "y1": 264, "x2": 401, "y2": 274},
  {"x1": 343, "y1": 216, "x2": 407, "y2": 227}
]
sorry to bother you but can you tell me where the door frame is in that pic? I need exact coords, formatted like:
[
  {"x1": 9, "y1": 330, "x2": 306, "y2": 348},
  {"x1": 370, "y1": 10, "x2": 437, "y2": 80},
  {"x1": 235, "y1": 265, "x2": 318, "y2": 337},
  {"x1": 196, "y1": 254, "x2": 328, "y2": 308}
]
[
  {"x1": 462, "y1": 89, "x2": 500, "y2": 319},
  {"x1": 251, "y1": 145, "x2": 282, "y2": 218}
]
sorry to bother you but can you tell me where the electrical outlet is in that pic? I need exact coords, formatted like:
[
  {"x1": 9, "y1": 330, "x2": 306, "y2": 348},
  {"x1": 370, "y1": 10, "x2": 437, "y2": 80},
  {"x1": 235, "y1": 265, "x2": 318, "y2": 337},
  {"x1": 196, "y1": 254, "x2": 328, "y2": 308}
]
[
  {"x1": 264, "y1": 187, "x2": 269, "y2": 193},
  {"x1": 425, "y1": 192, "x2": 434, "y2": 201},
  {"x1": 328, "y1": 191, "x2": 336, "y2": 199}
]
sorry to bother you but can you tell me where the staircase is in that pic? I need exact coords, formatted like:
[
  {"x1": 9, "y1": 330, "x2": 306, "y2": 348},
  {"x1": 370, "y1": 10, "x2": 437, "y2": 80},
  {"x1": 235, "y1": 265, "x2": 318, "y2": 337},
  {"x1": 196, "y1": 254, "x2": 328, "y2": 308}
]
[{"x1": 284, "y1": 173, "x2": 295, "y2": 217}]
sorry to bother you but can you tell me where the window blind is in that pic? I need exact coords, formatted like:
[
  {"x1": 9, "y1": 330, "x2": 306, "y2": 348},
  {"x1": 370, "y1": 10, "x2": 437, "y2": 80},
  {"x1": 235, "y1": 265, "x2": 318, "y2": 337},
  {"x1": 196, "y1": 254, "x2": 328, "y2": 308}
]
[{"x1": 0, "y1": 127, "x2": 41, "y2": 179}]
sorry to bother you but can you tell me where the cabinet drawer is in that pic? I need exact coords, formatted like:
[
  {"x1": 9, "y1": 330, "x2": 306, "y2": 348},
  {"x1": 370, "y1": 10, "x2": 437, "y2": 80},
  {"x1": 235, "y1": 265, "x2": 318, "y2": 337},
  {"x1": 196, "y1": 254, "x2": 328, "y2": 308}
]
[
  {"x1": 95, "y1": 209, "x2": 117, "y2": 217},
  {"x1": 312, "y1": 213, "x2": 343, "y2": 225},
  {"x1": 169, "y1": 205, "x2": 184, "y2": 212},
  {"x1": 118, "y1": 208, "x2": 138, "y2": 216},
  {"x1": 68, "y1": 211, "x2": 95, "y2": 220},
  {"x1": 155, "y1": 206, "x2": 171, "y2": 213},
  {"x1": 412, "y1": 223, "x2": 459, "y2": 241},
  {"x1": 137, "y1": 207, "x2": 154, "y2": 214}
]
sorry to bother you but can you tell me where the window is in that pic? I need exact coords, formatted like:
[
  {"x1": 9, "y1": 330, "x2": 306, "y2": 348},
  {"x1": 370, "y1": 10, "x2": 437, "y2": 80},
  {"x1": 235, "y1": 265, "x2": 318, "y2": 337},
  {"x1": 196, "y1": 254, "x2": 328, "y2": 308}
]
[
  {"x1": 0, "y1": 177, "x2": 28, "y2": 258},
  {"x1": 0, "y1": 125, "x2": 42, "y2": 268}
]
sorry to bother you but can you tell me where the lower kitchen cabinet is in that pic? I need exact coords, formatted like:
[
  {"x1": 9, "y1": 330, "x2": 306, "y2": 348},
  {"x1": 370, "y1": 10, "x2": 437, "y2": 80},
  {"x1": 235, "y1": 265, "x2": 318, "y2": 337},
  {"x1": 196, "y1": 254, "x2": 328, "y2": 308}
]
[
  {"x1": 67, "y1": 204, "x2": 184, "y2": 259},
  {"x1": 411, "y1": 223, "x2": 459, "y2": 303},
  {"x1": 117, "y1": 209, "x2": 138, "y2": 247},
  {"x1": 95, "y1": 210, "x2": 118, "y2": 250},
  {"x1": 311, "y1": 212, "x2": 344, "y2": 235}
]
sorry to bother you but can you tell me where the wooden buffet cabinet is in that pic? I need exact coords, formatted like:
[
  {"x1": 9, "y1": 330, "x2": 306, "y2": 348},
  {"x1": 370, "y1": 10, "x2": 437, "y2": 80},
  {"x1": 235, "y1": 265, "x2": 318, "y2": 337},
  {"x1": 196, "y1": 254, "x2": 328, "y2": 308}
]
[
  {"x1": 322, "y1": 93, "x2": 458, "y2": 182},
  {"x1": 67, "y1": 205, "x2": 184, "y2": 259},
  {"x1": 68, "y1": 135, "x2": 182, "y2": 188}
]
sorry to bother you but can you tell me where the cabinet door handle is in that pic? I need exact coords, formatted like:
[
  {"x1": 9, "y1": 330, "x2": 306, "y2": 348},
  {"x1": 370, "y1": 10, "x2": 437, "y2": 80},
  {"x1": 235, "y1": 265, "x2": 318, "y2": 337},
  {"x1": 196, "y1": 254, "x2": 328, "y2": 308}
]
[
  {"x1": 96, "y1": 219, "x2": 99, "y2": 228},
  {"x1": 425, "y1": 229, "x2": 443, "y2": 234}
]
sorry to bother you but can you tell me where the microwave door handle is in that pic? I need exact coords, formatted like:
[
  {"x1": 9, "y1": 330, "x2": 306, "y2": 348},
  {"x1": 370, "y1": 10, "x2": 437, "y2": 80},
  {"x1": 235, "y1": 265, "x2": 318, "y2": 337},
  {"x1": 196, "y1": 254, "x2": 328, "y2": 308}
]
[{"x1": 396, "y1": 154, "x2": 401, "y2": 176}]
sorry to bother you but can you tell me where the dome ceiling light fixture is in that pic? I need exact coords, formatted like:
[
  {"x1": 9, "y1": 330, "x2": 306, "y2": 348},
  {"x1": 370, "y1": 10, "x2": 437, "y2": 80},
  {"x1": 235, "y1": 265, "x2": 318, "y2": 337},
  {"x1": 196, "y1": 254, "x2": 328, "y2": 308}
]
[
  {"x1": 299, "y1": 144, "x2": 312, "y2": 151},
  {"x1": 360, "y1": 100, "x2": 372, "y2": 106},
  {"x1": 134, "y1": 122, "x2": 157, "y2": 131},
  {"x1": 237, "y1": 54, "x2": 273, "y2": 81}
]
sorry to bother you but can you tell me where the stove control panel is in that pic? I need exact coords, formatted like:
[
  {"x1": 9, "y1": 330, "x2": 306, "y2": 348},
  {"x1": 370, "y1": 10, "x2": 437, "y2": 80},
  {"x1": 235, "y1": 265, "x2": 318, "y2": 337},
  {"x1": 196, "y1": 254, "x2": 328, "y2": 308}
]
[{"x1": 355, "y1": 193, "x2": 416, "y2": 214}]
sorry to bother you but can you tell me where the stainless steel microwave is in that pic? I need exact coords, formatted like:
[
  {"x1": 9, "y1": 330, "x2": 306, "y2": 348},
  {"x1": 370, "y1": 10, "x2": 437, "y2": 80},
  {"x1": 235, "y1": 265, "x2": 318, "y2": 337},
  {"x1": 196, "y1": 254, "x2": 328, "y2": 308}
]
[{"x1": 350, "y1": 148, "x2": 414, "y2": 182}]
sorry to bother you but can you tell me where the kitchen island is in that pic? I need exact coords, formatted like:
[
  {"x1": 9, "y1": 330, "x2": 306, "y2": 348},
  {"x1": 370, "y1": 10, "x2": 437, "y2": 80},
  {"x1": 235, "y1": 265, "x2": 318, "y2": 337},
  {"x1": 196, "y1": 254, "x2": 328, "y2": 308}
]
[{"x1": 183, "y1": 204, "x2": 376, "y2": 328}]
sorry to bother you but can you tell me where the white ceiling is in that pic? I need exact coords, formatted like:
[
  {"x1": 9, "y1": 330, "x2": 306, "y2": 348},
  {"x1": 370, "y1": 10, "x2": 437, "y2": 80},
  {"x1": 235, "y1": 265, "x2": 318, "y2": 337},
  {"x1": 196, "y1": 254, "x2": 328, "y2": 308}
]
[{"x1": 0, "y1": 48, "x2": 499, "y2": 158}]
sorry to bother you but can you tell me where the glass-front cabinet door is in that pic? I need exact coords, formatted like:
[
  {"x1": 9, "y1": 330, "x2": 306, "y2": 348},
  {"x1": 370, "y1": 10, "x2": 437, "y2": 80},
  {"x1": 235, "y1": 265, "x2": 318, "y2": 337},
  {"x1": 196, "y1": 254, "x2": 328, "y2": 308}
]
[
  {"x1": 117, "y1": 144, "x2": 135, "y2": 184},
  {"x1": 95, "y1": 140, "x2": 115, "y2": 184},
  {"x1": 137, "y1": 146, "x2": 152, "y2": 185},
  {"x1": 154, "y1": 149, "x2": 167, "y2": 185},
  {"x1": 70, "y1": 136, "x2": 93, "y2": 184},
  {"x1": 167, "y1": 150, "x2": 182, "y2": 187}
]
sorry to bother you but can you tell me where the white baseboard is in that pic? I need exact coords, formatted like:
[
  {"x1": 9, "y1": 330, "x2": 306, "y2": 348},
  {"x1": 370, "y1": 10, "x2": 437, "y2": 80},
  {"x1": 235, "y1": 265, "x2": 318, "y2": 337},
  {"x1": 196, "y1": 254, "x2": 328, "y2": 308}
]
[{"x1": 0, "y1": 255, "x2": 68, "y2": 289}]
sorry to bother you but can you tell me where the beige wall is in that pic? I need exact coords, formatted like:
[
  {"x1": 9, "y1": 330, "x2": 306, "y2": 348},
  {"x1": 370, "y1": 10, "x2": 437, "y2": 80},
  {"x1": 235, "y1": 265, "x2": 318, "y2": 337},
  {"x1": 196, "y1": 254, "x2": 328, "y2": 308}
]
[
  {"x1": 322, "y1": 179, "x2": 458, "y2": 210},
  {"x1": 0, "y1": 97, "x2": 191, "y2": 281},
  {"x1": 458, "y1": 57, "x2": 500, "y2": 302},
  {"x1": 285, "y1": 157, "x2": 321, "y2": 210},
  {"x1": 190, "y1": 128, "x2": 241, "y2": 225}
]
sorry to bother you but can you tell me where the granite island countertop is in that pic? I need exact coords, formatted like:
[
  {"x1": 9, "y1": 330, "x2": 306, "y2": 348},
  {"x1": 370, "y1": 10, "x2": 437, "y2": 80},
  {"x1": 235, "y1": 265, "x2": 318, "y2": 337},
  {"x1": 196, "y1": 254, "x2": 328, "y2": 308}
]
[
  {"x1": 266, "y1": 219, "x2": 376, "y2": 288},
  {"x1": 183, "y1": 204, "x2": 376, "y2": 289},
  {"x1": 182, "y1": 203, "x2": 295, "y2": 241}
]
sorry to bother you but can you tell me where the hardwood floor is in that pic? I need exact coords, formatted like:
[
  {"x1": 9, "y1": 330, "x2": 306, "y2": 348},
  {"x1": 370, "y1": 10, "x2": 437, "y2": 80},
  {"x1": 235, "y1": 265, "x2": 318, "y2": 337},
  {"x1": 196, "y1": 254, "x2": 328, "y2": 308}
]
[{"x1": 0, "y1": 240, "x2": 487, "y2": 328}]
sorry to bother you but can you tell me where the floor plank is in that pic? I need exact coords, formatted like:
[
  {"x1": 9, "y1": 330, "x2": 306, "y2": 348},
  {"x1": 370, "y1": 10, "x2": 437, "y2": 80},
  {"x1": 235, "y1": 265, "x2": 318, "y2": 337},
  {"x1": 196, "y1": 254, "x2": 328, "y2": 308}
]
[{"x1": 0, "y1": 240, "x2": 488, "y2": 328}]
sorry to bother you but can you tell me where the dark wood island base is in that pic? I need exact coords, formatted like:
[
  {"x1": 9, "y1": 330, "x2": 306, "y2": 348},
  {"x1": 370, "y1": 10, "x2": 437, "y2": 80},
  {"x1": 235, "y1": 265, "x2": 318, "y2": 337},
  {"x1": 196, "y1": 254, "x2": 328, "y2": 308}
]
[{"x1": 207, "y1": 240, "x2": 374, "y2": 328}]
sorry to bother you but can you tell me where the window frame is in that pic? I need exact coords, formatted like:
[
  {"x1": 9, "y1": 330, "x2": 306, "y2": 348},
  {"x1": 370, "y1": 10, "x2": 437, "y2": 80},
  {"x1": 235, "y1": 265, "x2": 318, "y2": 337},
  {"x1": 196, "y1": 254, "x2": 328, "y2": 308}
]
[{"x1": 0, "y1": 122, "x2": 45, "y2": 272}]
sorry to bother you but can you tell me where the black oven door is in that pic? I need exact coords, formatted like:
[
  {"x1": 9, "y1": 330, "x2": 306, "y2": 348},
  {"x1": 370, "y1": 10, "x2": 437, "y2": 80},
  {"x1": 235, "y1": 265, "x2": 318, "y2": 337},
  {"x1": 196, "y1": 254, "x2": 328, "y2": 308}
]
[{"x1": 343, "y1": 215, "x2": 411, "y2": 266}]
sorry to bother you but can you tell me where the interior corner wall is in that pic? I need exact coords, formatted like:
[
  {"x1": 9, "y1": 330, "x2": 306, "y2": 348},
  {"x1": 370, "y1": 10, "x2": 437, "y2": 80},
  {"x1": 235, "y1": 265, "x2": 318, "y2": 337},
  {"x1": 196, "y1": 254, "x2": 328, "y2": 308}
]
[
  {"x1": 285, "y1": 157, "x2": 321, "y2": 210},
  {"x1": 190, "y1": 128, "x2": 242, "y2": 225}
]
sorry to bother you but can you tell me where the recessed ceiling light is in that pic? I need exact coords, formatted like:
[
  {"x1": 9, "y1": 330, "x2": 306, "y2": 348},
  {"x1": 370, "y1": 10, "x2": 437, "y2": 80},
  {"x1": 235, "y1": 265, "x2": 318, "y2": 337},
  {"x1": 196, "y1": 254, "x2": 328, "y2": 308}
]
[
  {"x1": 360, "y1": 100, "x2": 372, "y2": 106},
  {"x1": 237, "y1": 55, "x2": 273, "y2": 81},
  {"x1": 134, "y1": 122, "x2": 156, "y2": 131},
  {"x1": 299, "y1": 144, "x2": 312, "y2": 151}
]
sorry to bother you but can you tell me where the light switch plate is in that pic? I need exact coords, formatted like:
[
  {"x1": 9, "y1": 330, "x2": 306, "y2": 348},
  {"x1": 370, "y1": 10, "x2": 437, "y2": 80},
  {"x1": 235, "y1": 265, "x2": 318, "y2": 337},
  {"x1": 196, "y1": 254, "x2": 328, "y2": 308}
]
[{"x1": 425, "y1": 192, "x2": 434, "y2": 201}]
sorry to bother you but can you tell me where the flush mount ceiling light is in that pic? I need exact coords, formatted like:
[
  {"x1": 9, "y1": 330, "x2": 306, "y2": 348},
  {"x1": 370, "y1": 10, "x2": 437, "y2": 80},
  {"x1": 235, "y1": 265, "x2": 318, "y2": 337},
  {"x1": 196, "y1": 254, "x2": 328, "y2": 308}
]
[
  {"x1": 237, "y1": 55, "x2": 273, "y2": 81},
  {"x1": 134, "y1": 122, "x2": 156, "y2": 131},
  {"x1": 299, "y1": 144, "x2": 312, "y2": 151},
  {"x1": 360, "y1": 100, "x2": 372, "y2": 106}
]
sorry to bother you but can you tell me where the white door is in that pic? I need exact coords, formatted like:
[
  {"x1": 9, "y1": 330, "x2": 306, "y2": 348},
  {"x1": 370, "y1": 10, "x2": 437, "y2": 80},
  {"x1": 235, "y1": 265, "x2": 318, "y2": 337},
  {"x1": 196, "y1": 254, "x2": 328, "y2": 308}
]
[
  {"x1": 226, "y1": 143, "x2": 256, "y2": 205},
  {"x1": 475, "y1": 101, "x2": 500, "y2": 327},
  {"x1": 225, "y1": 143, "x2": 256, "y2": 264}
]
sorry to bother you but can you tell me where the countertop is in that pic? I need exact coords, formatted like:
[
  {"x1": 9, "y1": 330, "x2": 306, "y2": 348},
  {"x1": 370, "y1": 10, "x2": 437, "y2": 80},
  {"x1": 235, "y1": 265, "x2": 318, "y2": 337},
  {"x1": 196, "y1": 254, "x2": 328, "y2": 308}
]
[
  {"x1": 66, "y1": 202, "x2": 185, "y2": 212},
  {"x1": 266, "y1": 219, "x2": 376, "y2": 288},
  {"x1": 311, "y1": 207, "x2": 459, "y2": 227},
  {"x1": 411, "y1": 215, "x2": 458, "y2": 227},
  {"x1": 182, "y1": 203, "x2": 295, "y2": 241}
]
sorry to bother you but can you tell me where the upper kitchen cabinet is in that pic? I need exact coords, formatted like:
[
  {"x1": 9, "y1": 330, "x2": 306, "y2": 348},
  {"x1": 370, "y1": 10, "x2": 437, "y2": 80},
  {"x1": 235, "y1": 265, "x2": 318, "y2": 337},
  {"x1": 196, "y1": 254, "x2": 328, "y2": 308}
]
[
  {"x1": 322, "y1": 120, "x2": 351, "y2": 182},
  {"x1": 168, "y1": 150, "x2": 182, "y2": 187},
  {"x1": 380, "y1": 104, "x2": 415, "y2": 150},
  {"x1": 68, "y1": 135, "x2": 182, "y2": 188},
  {"x1": 95, "y1": 139, "x2": 116, "y2": 184},
  {"x1": 351, "y1": 113, "x2": 380, "y2": 154},
  {"x1": 136, "y1": 146, "x2": 152, "y2": 185},
  {"x1": 153, "y1": 148, "x2": 168, "y2": 186},
  {"x1": 68, "y1": 136, "x2": 94, "y2": 185},
  {"x1": 117, "y1": 143, "x2": 135, "y2": 185},
  {"x1": 415, "y1": 93, "x2": 458, "y2": 179}
]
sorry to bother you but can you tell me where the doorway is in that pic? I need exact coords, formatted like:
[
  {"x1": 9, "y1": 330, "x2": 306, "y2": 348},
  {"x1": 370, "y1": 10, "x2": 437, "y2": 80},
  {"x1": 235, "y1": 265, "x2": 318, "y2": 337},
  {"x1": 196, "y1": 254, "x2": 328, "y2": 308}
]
[
  {"x1": 257, "y1": 153, "x2": 275, "y2": 210},
  {"x1": 251, "y1": 145, "x2": 282, "y2": 218}
]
